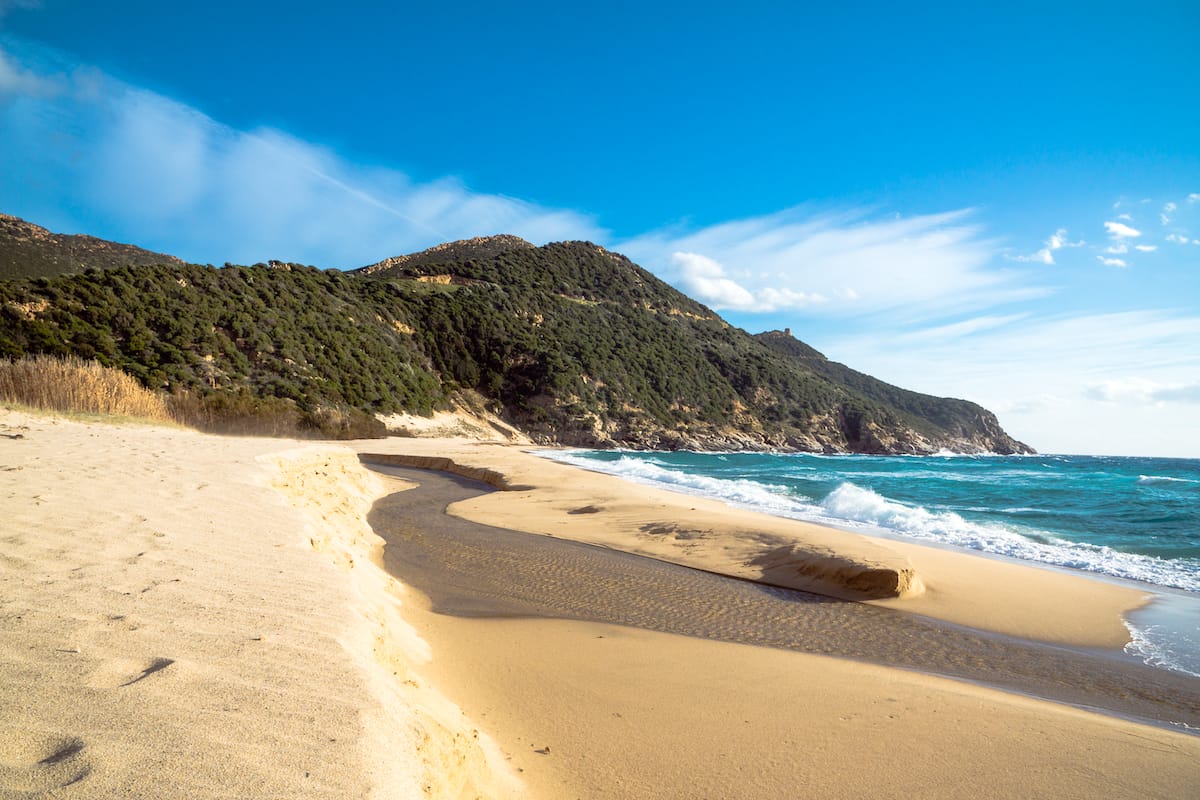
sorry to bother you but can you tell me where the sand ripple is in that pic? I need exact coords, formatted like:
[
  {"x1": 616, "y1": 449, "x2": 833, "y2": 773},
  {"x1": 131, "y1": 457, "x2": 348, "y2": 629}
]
[{"x1": 367, "y1": 465, "x2": 1200, "y2": 730}]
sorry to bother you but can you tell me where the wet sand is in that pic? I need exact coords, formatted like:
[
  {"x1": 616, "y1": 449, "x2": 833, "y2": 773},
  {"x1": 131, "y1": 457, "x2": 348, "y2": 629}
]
[{"x1": 366, "y1": 463, "x2": 1200, "y2": 730}]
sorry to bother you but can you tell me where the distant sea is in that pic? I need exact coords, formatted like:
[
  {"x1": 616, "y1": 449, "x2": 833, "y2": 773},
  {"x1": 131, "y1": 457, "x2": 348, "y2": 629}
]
[{"x1": 542, "y1": 449, "x2": 1200, "y2": 678}]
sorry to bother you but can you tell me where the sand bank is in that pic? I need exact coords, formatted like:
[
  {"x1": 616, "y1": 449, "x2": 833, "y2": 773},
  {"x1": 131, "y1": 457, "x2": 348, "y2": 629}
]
[
  {"x1": 0, "y1": 409, "x2": 519, "y2": 799},
  {"x1": 356, "y1": 438, "x2": 1149, "y2": 649}
]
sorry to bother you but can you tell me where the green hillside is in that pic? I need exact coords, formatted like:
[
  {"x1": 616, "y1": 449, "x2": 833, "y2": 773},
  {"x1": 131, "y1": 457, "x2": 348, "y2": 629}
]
[{"x1": 0, "y1": 216, "x2": 1031, "y2": 453}]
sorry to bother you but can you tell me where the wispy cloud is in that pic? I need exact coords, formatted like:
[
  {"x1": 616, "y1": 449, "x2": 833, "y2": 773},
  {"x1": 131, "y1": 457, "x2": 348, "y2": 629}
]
[
  {"x1": 0, "y1": 44, "x2": 603, "y2": 266},
  {"x1": 1104, "y1": 220, "x2": 1142, "y2": 238},
  {"x1": 1134, "y1": 244, "x2": 1157, "y2": 252},
  {"x1": 895, "y1": 313, "x2": 1030, "y2": 343},
  {"x1": 1097, "y1": 256, "x2": 1127, "y2": 267},
  {"x1": 1166, "y1": 233, "x2": 1193, "y2": 244},
  {"x1": 619, "y1": 207, "x2": 1043, "y2": 320}
]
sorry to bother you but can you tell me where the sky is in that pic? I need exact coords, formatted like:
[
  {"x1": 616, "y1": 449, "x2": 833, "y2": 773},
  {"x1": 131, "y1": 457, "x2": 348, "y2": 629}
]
[{"x1": 1, "y1": 1, "x2": 1198, "y2": 457}]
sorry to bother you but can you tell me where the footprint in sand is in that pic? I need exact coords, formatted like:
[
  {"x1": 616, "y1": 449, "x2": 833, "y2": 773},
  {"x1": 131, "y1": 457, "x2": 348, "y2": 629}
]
[
  {"x1": 86, "y1": 656, "x2": 175, "y2": 689},
  {"x1": 0, "y1": 732, "x2": 91, "y2": 799}
]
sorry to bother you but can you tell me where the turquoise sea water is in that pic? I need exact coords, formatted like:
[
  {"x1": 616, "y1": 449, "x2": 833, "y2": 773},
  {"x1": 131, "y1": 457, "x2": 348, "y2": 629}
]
[{"x1": 543, "y1": 450, "x2": 1200, "y2": 677}]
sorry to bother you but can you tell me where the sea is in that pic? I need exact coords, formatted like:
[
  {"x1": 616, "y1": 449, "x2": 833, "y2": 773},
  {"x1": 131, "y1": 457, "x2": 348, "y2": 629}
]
[{"x1": 541, "y1": 449, "x2": 1200, "y2": 678}]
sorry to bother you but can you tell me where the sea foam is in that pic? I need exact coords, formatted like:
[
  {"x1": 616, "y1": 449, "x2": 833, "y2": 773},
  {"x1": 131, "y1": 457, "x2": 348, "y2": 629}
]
[{"x1": 545, "y1": 451, "x2": 1200, "y2": 594}]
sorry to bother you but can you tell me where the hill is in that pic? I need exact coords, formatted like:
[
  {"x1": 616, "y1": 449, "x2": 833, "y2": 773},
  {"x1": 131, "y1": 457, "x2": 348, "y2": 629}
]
[
  {"x1": 0, "y1": 216, "x2": 1031, "y2": 453},
  {"x1": 0, "y1": 215, "x2": 186, "y2": 280}
]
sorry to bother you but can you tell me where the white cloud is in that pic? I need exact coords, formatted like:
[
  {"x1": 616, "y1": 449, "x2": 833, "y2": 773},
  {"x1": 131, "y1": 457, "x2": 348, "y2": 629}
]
[
  {"x1": 1047, "y1": 229, "x2": 1084, "y2": 250},
  {"x1": 620, "y1": 207, "x2": 1043, "y2": 320},
  {"x1": 1188, "y1": 193, "x2": 1200, "y2": 203},
  {"x1": 1164, "y1": 202, "x2": 1178, "y2": 213},
  {"x1": 1134, "y1": 244, "x2": 1157, "y2": 252},
  {"x1": 668, "y1": 252, "x2": 827, "y2": 312},
  {"x1": 669, "y1": 252, "x2": 755, "y2": 309},
  {"x1": 0, "y1": 45, "x2": 603, "y2": 266},
  {"x1": 1117, "y1": 213, "x2": 1133, "y2": 221},
  {"x1": 1166, "y1": 233, "x2": 1192, "y2": 244},
  {"x1": 1097, "y1": 256, "x2": 1127, "y2": 267},
  {"x1": 1104, "y1": 221, "x2": 1141, "y2": 238},
  {"x1": 1012, "y1": 228, "x2": 1083, "y2": 265},
  {"x1": 1104, "y1": 243, "x2": 1128, "y2": 254}
]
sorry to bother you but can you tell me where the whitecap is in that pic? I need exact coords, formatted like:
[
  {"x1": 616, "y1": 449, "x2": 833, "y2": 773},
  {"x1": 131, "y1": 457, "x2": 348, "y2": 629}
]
[
  {"x1": 538, "y1": 451, "x2": 1200, "y2": 594},
  {"x1": 1137, "y1": 475, "x2": 1199, "y2": 486}
]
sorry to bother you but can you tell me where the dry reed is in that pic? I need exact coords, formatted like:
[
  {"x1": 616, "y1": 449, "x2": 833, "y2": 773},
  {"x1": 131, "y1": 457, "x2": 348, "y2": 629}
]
[{"x1": 0, "y1": 354, "x2": 176, "y2": 422}]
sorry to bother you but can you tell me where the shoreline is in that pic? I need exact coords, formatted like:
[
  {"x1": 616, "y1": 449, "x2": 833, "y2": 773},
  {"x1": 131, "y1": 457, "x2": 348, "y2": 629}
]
[
  {"x1": 364, "y1": 462, "x2": 1200, "y2": 733},
  {"x1": 355, "y1": 438, "x2": 1152, "y2": 651},
  {"x1": 533, "y1": 445, "x2": 1200, "y2": 679}
]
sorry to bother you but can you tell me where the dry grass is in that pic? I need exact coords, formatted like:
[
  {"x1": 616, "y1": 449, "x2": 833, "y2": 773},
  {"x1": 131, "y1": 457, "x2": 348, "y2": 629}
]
[
  {"x1": 0, "y1": 355, "x2": 387, "y2": 439},
  {"x1": 0, "y1": 355, "x2": 176, "y2": 423}
]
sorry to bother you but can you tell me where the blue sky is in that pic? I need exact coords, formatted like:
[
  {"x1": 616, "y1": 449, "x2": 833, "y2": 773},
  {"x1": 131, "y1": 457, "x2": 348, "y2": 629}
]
[{"x1": 2, "y1": 1, "x2": 1198, "y2": 456}]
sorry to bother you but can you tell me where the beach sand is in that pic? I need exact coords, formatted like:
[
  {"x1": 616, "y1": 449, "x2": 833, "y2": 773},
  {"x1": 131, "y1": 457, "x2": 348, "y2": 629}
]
[
  {"x1": 3, "y1": 410, "x2": 1198, "y2": 799},
  {"x1": 0, "y1": 409, "x2": 519, "y2": 799}
]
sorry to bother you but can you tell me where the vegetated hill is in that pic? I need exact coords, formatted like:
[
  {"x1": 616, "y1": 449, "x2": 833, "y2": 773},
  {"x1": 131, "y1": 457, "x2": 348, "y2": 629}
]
[
  {"x1": 353, "y1": 238, "x2": 1031, "y2": 453},
  {"x1": 0, "y1": 214, "x2": 186, "y2": 280},
  {"x1": 0, "y1": 217, "x2": 1032, "y2": 453}
]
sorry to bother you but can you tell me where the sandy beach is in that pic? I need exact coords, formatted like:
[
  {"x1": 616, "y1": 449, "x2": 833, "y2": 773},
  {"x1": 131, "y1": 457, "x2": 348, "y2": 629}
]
[{"x1": 3, "y1": 409, "x2": 1198, "y2": 799}]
